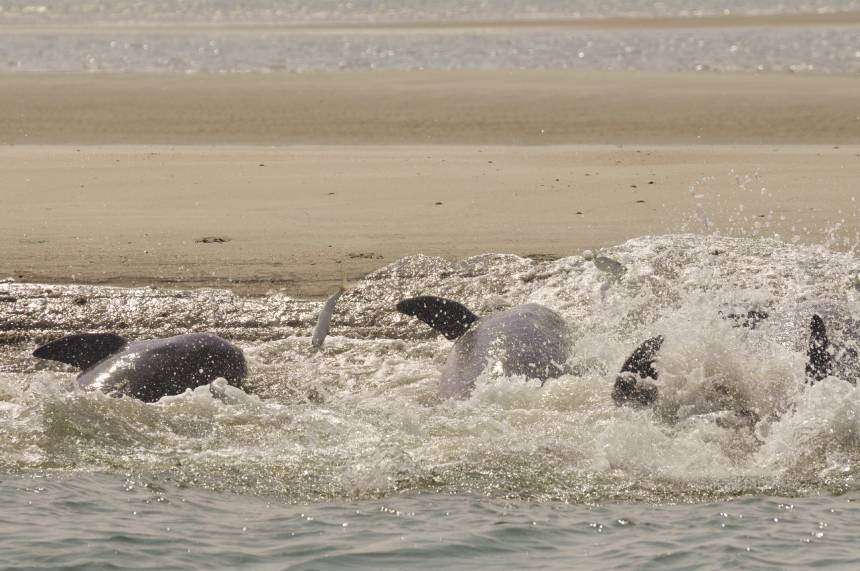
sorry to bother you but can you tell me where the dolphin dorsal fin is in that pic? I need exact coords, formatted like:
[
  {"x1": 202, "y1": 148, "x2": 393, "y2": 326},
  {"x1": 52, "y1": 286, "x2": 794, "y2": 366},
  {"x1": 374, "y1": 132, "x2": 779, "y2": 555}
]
[
  {"x1": 396, "y1": 296, "x2": 479, "y2": 340},
  {"x1": 620, "y1": 335, "x2": 664, "y2": 379},
  {"x1": 613, "y1": 335, "x2": 664, "y2": 407},
  {"x1": 33, "y1": 333, "x2": 128, "y2": 370},
  {"x1": 806, "y1": 314, "x2": 833, "y2": 383}
]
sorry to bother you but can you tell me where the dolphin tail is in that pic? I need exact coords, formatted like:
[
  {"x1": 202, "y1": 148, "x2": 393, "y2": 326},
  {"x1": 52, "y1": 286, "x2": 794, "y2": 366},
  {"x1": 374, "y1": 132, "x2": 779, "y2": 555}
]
[
  {"x1": 613, "y1": 335, "x2": 663, "y2": 407},
  {"x1": 33, "y1": 333, "x2": 128, "y2": 370},
  {"x1": 396, "y1": 296, "x2": 479, "y2": 340},
  {"x1": 311, "y1": 287, "x2": 346, "y2": 348},
  {"x1": 806, "y1": 314, "x2": 833, "y2": 384}
]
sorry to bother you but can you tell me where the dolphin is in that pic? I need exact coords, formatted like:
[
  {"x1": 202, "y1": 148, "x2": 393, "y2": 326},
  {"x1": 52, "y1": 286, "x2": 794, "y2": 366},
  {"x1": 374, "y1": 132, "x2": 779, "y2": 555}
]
[
  {"x1": 803, "y1": 313, "x2": 860, "y2": 385},
  {"x1": 396, "y1": 296, "x2": 571, "y2": 399},
  {"x1": 613, "y1": 313, "x2": 848, "y2": 412},
  {"x1": 612, "y1": 335, "x2": 663, "y2": 408},
  {"x1": 33, "y1": 332, "x2": 246, "y2": 402}
]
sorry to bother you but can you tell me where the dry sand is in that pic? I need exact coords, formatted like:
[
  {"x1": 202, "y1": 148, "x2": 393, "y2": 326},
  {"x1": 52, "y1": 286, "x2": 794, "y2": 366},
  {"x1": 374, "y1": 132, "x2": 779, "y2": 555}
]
[
  {"x1": 1, "y1": 70, "x2": 858, "y2": 296},
  {"x1": 2, "y1": 144, "x2": 859, "y2": 297}
]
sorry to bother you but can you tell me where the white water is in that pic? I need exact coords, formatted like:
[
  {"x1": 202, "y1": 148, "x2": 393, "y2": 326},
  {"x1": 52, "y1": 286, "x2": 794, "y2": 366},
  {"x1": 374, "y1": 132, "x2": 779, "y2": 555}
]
[{"x1": 2, "y1": 234, "x2": 860, "y2": 502}]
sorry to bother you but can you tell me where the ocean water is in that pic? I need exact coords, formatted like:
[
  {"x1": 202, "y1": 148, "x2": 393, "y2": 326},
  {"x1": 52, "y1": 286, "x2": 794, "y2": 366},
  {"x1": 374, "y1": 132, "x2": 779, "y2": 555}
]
[
  {"x1": 1, "y1": 0, "x2": 859, "y2": 72},
  {"x1": 3, "y1": 233, "x2": 860, "y2": 567},
  {"x1": 2, "y1": 1, "x2": 859, "y2": 25},
  {"x1": 2, "y1": 473, "x2": 859, "y2": 570},
  {"x1": 2, "y1": 25, "x2": 859, "y2": 73}
]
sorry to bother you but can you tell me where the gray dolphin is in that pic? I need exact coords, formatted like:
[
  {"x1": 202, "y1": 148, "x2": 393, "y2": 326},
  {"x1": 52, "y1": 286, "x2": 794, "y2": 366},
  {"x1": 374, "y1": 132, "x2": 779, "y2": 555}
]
[
  {"x1": 396, "y1": 296, "x2": 571, "y2": 399},
  {"x1": 802, "y1": 313, "x2": 860, "y2": 385},
  {"x1": 613, "y1": 313, "x2": 846, "y2": 412},
  {"x1": 33, "y1": 332, "x2": 246, "y2": 402}
]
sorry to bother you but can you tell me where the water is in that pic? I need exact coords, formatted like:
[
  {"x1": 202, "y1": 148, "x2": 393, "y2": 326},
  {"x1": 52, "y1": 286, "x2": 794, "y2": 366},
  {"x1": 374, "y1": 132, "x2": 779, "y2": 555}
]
[
  {"x1": 2, "y1": 473, "x2": 859, "y2": 570},
  {"x1": 3, "y1": 1, "x2": 860, "y2": 567},
  {"x1": 1, "y1": 0, "x2": 858, "y2": 73},
  {"x1": 2, "y1": 25, "x2": 858, "y2": 73},
  {"x1": 2, "y1": 1, "x2": 858, "y2": 25},
  {"x1": 3, "y1": 234, "x2": 860, "y2": 566}
]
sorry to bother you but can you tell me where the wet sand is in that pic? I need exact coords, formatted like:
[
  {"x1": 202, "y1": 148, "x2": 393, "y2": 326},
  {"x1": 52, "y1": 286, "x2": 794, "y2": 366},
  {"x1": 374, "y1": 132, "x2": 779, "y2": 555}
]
[
  {"x1": 2, "y1": 71, "x2": 860, "y2": 146},
  {"x1": 2, "y1": 144, "x2": 858, "y2": 297}
]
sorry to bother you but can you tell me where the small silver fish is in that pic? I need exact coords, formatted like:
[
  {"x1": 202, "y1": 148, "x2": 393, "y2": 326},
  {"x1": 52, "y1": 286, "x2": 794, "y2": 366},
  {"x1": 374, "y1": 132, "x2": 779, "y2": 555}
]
[{"x1": 311, "y1": 288, "x2": 345, "y2": 348}]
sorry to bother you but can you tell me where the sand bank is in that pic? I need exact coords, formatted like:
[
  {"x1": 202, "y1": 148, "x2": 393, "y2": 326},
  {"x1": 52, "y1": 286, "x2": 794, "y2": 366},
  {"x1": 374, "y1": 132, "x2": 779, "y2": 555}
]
[
  {"x1": 3, "y1": 70, "x2": 857, "y2": 295},
  {"x1": 2, "y1": 145, "x2": 858, "y2": 297}
]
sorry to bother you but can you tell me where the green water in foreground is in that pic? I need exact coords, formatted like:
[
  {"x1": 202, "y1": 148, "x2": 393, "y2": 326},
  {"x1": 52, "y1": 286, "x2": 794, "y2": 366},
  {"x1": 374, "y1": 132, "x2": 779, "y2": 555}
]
[{"x1": 1, "y1": 472, "x2": 858, "y2": 570}]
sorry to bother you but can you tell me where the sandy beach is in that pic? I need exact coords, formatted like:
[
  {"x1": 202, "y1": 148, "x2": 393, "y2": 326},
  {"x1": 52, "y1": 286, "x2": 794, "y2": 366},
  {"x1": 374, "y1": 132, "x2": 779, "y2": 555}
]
[
  {"x1": 2, "y1": 142, "x2": 858, "y2": 296},
  {"x1": 1, "y1": 70, "x2": 858, "y2": 296}
]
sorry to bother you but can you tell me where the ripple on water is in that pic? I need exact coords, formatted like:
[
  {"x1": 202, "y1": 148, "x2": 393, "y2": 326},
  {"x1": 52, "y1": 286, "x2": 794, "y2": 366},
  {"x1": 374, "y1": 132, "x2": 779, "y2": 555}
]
[
  {"x1": 1, "y1": 473, "x2": 859, "y2": 570},
  {"x1": 1, "y1": 26, "x2": 859, "y2": 73}
]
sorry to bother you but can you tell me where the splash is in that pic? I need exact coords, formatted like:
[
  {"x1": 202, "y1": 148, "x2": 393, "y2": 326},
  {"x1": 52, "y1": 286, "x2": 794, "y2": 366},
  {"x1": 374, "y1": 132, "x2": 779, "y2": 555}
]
[{"x1": 2, "y1": 234, "x2": 860, "y2": 501}]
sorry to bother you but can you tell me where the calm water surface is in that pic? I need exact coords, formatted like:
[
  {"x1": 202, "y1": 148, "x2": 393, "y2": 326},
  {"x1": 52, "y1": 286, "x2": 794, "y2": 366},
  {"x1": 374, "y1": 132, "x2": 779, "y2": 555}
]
[
  {"x1": 2, "y1": 473, "x2": 859, "y2": 570},
  {"x1": 1, "y1": 0, "x2": 859, "y2": 72},
  {"x1": 2, "y1": 0, "x2": 859, "y2": 24}
]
